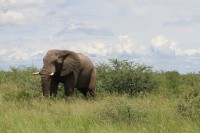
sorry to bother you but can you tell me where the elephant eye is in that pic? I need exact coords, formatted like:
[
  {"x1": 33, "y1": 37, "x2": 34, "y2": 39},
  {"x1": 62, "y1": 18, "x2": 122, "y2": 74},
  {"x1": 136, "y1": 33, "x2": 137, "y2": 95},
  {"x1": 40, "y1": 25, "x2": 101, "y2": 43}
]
[{"x1": 56, "y1": 58, "x2": 63, "y2": 64}]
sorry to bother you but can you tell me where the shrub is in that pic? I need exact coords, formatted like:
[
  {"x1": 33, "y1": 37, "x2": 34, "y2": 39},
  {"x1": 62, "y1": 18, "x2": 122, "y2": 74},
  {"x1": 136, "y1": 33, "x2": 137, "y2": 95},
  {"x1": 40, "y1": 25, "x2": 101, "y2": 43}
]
[
  {"x1": 181, "y1": 73, "x2": 200, "y2": 88},
  {"x1": 177, "y1": 89, "x2": 200, "y2": 120},
  {"x1": 165, "y1": 71, "x2": 181, "y2": 95},
  {"x1": 1, "y1": 66, "x2": 42, "y2": 101},
  {"x1": 96, "y1": 59, "x2": 158, "y2": 96}
]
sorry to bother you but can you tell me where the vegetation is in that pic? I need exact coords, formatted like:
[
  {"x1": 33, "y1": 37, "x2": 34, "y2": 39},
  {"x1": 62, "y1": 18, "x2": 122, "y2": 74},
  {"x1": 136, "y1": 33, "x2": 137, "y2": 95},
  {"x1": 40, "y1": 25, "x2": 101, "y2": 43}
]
[
  {"x1": 0, "y1": 59, "x2": 200, "y2": 132},
  {"x1": 96, "y1": 59, "x2": 157, "y2": 96}
]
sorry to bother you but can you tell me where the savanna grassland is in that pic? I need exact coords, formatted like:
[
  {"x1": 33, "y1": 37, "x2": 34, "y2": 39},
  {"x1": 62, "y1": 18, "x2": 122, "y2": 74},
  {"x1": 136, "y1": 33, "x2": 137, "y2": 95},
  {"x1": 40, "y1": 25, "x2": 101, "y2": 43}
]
[{"x1": 1, "y1": 59, "x2": 200, "y2": 133}]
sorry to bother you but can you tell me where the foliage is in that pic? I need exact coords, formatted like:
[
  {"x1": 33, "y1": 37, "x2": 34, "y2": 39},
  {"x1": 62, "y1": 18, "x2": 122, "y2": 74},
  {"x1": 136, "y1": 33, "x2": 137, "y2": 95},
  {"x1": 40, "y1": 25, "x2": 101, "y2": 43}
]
[
  {"x1": 165, "y1": 71, "x2": 181, "y2": 95},
  {"x1": 181, "y1": 73, "x2": 200, "y2": 88},
  {"x1": 177, "y1": 89, "x2": 200, "y2": 120},
  {"x1": 0, "y1": 66, "x2": 41, "y2": 100},
  {"x1": 96, "y1": 59, "x2": 158, "y2": 96}
]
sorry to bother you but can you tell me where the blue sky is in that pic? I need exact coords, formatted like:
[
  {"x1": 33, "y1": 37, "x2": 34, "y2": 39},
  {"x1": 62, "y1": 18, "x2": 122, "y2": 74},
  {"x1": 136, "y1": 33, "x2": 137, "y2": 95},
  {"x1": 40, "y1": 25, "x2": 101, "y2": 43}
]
[{"x1": 0, "y1": 0, "x2": 200, "y2": 73}]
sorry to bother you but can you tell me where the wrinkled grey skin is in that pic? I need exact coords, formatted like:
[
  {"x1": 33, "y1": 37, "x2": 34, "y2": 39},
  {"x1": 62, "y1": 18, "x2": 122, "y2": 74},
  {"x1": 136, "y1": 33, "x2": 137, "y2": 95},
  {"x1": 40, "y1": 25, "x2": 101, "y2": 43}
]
[{"x1": 37, "y1": 49, "x2": 96, "y2": 98}]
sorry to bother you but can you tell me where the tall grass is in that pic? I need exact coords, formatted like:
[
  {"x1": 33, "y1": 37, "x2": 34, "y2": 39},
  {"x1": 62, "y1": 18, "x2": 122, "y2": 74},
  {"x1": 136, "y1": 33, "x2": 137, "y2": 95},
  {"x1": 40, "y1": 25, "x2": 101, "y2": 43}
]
[
  {"x1": 1, "y1": 95, "x2": 200, "y2": 132},
  {"x1": 0, "y1": 60, "x2": 200, "y2": 132}
]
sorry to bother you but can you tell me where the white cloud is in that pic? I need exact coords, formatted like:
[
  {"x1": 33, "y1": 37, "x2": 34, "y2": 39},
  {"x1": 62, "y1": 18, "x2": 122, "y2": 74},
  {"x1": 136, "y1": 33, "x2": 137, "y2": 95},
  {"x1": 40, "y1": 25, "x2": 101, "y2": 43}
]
[
  {"x1": 70, "y1": 41, "x2": 108, "y2": 56},
  {"x1": 1, "y1": 34, "x2": 200, "y2": 73},
  {"x1": 151, "y1": 35, "x2": 178, "y2": 56},
  {"x1": 113, "y1": 35, "x2": 150, "y2": 57},
  {"x1": 31, "y1": 51, "x2": 44, "y2": 58},
  {"x1": 183, "y1": 49, "x2": 200, "y2": 56},
  {"x1": 0, "y1": 10, "x2": 25, "y2": 25},
  {"x1": 151, "y1": 35, "x2": 200, "y2": 58},
  {"x1": 69, "y1": 35, "x2": 150, "y2": 58},
  {"x1": 115, "y1": 35, "x2": 134, "y2": 55}
]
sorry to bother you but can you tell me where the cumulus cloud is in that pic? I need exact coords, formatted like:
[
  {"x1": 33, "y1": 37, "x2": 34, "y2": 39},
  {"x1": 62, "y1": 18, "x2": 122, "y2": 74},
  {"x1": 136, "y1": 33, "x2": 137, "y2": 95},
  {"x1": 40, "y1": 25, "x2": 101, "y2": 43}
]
[
  {"x1": 115, "y1": 35, "x2": 134, "y2": 55},
  {"x1": 112, "y1": 35, "x2": 150, "y2": 57},
  {"x1": 1, "y1": 34, "x2": 199, "y2": 62},
  {"x1": 151, "y1": 35, "x2": 179, "y2": 56},
  {"x1": 69, "y1": 35, "x2": 150, "y2": 58},
  {"x1": 183, "y1": 49, "x2": 200, "y2": 56},
  {"x1": 1, "y1": 34, "x2": 200, "y2": 73},
  {"x1": 151, "y1": 35, "x2": 200, "y2": 58}
]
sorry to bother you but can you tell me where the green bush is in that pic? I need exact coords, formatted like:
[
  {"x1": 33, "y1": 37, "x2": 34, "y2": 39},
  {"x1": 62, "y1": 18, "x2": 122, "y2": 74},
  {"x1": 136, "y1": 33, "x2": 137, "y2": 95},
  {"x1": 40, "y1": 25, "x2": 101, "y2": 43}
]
[
  {"x1": 96, "y1": 59, "x2": 158, "y2": 96},
  {"x1": 177, "y1": 89, "x2": 200, "y2": 120},
  {"x1": 165, "y1": 71, "x2": 181, "y2": 95},
  {"x1": 181, "y1": 73, "x2": 200, "y2": 88},
  {"x1": 1, "y1": 66, "x2": 42, "y2": 100}
]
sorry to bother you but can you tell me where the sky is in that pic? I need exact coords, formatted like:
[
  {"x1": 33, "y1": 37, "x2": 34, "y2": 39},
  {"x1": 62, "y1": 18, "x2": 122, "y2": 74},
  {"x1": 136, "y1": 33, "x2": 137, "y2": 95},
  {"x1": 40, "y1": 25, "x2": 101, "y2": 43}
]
[{"x1": 0, "y1": 0, "x2": 200, "y2": 73}]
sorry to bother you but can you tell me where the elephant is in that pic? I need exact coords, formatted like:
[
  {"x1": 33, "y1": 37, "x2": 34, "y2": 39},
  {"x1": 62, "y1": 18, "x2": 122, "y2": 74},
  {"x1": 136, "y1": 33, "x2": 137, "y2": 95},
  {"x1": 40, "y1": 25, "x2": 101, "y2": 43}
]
[{"x1": 33, "y1": 49, "x2": 96, "y2": 98}]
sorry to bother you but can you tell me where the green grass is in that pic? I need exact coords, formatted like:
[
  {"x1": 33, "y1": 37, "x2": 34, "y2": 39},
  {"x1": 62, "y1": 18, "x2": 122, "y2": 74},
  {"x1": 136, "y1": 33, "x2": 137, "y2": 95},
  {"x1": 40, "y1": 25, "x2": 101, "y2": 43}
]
[
  {"x1": 0, "y1": 93, "x2": 200, "y2": 132},
  {"x1": 1, "y1": 65, "x2": 200, "y2": 132}
]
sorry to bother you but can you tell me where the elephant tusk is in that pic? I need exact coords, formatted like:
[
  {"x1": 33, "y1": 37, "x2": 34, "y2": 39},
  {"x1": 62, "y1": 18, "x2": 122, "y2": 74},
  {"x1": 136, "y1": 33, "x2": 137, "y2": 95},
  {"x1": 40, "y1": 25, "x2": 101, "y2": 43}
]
[
  {"x1": 49, "y1": 72, "x2": 54, "y2": 76},
  {"x1": 32, "y1": 72, "x2": 40, "y2": 75}
]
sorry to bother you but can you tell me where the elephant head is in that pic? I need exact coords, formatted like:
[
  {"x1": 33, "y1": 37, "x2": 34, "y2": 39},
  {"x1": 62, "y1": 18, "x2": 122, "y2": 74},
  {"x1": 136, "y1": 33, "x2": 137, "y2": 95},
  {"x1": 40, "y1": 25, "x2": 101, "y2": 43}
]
[{"x1": 34, "y1": 50, "x2": 81, "y2": 97}]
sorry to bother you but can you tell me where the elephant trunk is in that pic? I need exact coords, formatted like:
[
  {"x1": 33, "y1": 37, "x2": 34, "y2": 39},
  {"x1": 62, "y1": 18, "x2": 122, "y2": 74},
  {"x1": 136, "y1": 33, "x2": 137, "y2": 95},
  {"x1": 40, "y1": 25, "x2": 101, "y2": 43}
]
[
  {"x1": 39, "y1": 65, "x2": 55, "y2": 97},
  {"x1": 41, "y1": 77, "x2": 50, "y2": 97}
]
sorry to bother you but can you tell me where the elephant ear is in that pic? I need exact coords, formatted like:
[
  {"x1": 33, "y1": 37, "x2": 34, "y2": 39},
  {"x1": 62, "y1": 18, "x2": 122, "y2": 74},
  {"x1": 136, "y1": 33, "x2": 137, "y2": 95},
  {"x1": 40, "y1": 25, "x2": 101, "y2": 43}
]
[{"x1": 60, "y1": 50, "x2": 81, "y2": 76}]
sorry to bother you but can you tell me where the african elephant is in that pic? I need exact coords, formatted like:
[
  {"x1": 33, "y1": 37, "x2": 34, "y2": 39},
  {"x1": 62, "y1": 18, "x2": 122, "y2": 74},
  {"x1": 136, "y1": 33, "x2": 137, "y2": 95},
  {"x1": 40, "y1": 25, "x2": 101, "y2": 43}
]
[{"x1": 33, "y1": 49, "x2": 96, "y2": 98}]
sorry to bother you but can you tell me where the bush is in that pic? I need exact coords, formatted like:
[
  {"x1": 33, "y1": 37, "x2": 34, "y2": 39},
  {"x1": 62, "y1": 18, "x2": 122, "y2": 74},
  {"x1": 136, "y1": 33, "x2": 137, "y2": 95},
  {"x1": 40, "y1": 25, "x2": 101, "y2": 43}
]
[
  {"x1": 182, "y1": 73, "x2": 200, "y2": 88},
  {"x1": 1, "y1": 66, "x2": 42, "y2": 101},
  {"x1": 96, "y1": 59, "x2": 158, "y2": 96},
  {"x1": 165, "y1": 71, "x2": 181, "y2": 95},
  {"x1": 177, "y1": 89, "x2": 200, "y2": 120}
]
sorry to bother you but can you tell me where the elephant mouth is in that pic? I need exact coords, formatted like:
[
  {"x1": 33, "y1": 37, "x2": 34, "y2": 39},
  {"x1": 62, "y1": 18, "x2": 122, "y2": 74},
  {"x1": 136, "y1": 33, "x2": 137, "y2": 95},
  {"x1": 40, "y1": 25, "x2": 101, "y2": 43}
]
[
  {"x1": 39, "y1": 70, "x2": 54, "y2": 79},
  {"x1": 41, "y1": 76, "x2": 51, "y2": 81}
]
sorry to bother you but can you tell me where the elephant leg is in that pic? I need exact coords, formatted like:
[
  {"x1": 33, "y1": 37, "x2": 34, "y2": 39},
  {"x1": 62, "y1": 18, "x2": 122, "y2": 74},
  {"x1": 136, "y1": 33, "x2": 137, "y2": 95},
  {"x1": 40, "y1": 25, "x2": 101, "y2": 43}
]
[
  {"x1": 77, "y1": 88, "x2": 89, "y2": 98},
  {"x1": 50, "y1": 79, "x2": 59, "y2": 98},
  {"x1": 88, "y1": 89, "x2": 96, "y2": 98},
  {"x1": 88, "y1": 70, "x2": 96, "y2": 98},
  {"x1": 64, "y1": 73, "x2": 75, "y2": 97},
  {"x1": 64, "y1": 85, "x2": 75, "y2": 97}
]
